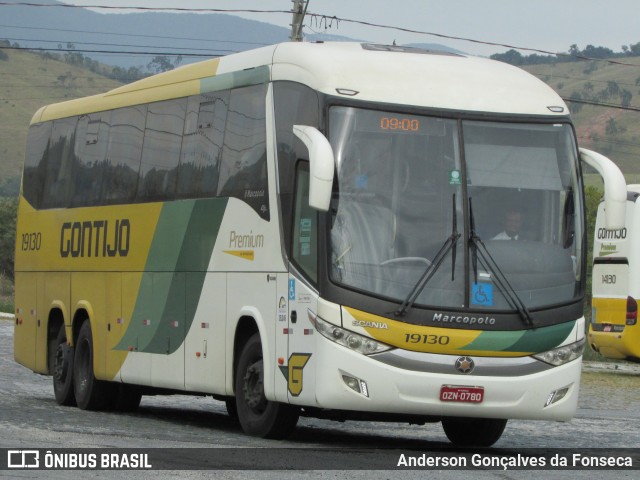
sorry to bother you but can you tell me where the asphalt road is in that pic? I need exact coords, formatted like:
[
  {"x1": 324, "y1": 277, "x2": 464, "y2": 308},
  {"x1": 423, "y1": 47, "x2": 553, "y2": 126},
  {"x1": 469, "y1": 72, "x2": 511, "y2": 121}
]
[{"x1": 0, "y1": 318, "x2": 638, "y2": 479}]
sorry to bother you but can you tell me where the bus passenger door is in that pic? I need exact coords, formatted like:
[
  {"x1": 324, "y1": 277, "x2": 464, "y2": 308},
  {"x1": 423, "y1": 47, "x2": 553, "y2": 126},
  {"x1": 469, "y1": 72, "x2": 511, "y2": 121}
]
[
  {"x1": 279, "y1": 162, "x2": 319, "y2": 405},
  {"x1": 283, "y1": 275, "x2": 318, "y2": 405}
]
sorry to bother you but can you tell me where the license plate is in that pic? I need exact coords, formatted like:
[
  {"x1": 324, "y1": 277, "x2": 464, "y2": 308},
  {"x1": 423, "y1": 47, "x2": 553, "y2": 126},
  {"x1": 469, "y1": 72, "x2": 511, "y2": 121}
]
[
  {"x1": 603, "y1": 324, "x2": 612, "y2": 332},
  {"x1": 440, "y1": 385, "x2": 484, "y2": 403}
]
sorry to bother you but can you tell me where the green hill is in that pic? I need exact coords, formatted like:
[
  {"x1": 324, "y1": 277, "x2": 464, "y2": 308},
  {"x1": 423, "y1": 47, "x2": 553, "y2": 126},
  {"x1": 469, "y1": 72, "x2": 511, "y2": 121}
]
[
  {"x1": 521, "y1": 58, "x2": 640, "y2": 182},
  {"x1": 2, "y1": 48, "x2": 640, "y2": 195},
  {"x1": 0, "y1": 48, "x2": 123, "y2": 195}
]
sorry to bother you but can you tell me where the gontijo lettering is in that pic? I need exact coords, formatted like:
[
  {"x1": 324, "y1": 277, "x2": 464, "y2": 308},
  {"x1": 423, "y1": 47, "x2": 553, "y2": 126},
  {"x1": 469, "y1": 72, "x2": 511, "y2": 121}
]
[{"x1": 60, "y1": 219, "x2": 130, "y2": 258}]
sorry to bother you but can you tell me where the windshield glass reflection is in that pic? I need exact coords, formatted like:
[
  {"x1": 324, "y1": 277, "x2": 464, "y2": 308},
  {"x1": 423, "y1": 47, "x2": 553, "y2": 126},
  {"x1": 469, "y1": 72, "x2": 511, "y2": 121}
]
[{"x1": 328, "y1": 107, "x2": 584, "y2": 312}]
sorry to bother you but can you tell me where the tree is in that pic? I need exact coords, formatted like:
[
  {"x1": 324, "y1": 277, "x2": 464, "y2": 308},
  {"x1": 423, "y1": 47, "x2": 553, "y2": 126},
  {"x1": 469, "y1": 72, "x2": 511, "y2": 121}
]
[
  {"x1": 605, "y1": 117, "x2": 619, "y2": 136},
  {"x1": 606, "y1": 81, "x2": 620, "y2": 97},
  {"x1": 568, "y1": 92, "x2": 583, "y2": 114},
  {"x1": 0, "y1": 198, "x2": 17, "y2": 280},
  {"x1": 489, "y1": 49, "x2": 524, "y2": 65},
  {"x1": 584, "y1": 185, "x2": 602, "y2": 320},
  {"x1": 147, "y1": 55, "x2": 175, "y2": 73}
]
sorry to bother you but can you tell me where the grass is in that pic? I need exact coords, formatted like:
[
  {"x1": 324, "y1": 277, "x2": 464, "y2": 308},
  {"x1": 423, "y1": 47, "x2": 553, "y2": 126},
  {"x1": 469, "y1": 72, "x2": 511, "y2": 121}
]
[
  {"x1": 522, "y1": 58, "x2": 640, "y2": 176},
  {"x1": 0, "y1": 48, "x2": 123, "y2": 187},
  {"x1": 0, "y1": 274, "x2": 13, "y2": 314},
  {"x1": 582, "y1": 370, "x2": 640, "y2": 389}
]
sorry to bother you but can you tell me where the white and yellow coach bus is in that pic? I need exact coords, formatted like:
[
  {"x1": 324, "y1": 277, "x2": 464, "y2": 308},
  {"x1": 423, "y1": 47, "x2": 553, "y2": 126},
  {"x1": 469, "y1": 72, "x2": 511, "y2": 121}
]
[
  {"x1": 14, "y1": 42, "x2": 626, "y2": 447},
  {"x1": 590, "y1": 184, "x2": 640, "y2": 363}
]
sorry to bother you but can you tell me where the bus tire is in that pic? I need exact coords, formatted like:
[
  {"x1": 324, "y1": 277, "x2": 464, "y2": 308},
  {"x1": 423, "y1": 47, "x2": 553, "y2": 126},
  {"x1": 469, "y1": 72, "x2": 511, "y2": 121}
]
[
  {"x1": 52, "y1": 324, "x2": 76, "y2": 406},
  {"x1": 73, "y1": 320, "x2": 113, "y2": 411},
  {"x1": 225, "y1": 397, "x2": 239, "y2": 422},
  {"x1": 235, "y1": 333, "x2": 299, "y2": 439},
  {"x1": 111, "y1": 384, "x2": 142, "y2": 412},
  {"x1": 441, "y1": 417, "x2": 507, "y2": 447}
]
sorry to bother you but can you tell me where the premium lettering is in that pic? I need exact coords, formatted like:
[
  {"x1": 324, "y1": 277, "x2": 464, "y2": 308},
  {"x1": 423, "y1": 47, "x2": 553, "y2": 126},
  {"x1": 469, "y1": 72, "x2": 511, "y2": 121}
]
[
  {"x1": 229, "y1": 230, "x2": 264, "y2": 249},
  {"x1": 60, "y1": 219, "x2": 130, "y2": 258}
]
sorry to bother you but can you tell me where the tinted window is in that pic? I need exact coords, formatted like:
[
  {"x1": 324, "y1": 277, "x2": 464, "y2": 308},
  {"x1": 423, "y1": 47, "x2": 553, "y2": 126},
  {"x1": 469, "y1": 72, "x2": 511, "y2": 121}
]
[
  {"x1": 137, "y1": 98, "x2": 186, "y2": 201},
  {"x1": 22, "y1": 121, "x2": 52, "y2": 208},
  {"x1": 218, "y1": 84, "x2": 269, "y2": 219},
  {"x1": 41, "y1": 117, "x2": 77, "y2": 208},
  {"x1": 292, "y1": 163, "x2": 318, "y2": 282},
  {"x1": 177, "y1": 92, "x2": 228, "y2": 198},
  {"x1": 101, "y1": 105, "x2": 146, "y2": 204},
  {"x1": 71, "y1": 112, "x2": 110, "y2": 207},
  {"x1": 273, "y1": 82, "x2": 319, "y2": 253}
]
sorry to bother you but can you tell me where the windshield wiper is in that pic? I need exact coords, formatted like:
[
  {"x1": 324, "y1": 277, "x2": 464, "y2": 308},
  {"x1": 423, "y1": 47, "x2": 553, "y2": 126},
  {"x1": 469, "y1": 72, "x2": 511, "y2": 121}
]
[
  {"x1": 394, "y1": 194, "x2": 460, "y2": 317},
  {"x1": 468, "y1": 198, "x2": 534, "y2": 327}
]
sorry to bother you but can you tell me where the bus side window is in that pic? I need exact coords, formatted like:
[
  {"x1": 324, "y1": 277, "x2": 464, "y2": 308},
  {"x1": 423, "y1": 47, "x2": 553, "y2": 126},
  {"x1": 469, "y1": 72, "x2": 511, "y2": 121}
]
[
  {"x1": 41, "y1": 117, "x2": 78, "y2": 208},
  {"x1": 102, "y1": 105, "x2": 146, "y2": 205},
  {"x1": 217, "y1": 84, "x2": 269, "y2": 219},
  {"x1": 273, "y1": 81, "x2": 320, "y2": 254},
  {"x1": 292, "y1": 162, "x2": 318, "y2": 283},
  {"x1": 71, "y1": 112, "x2": 110, "y2": 207},
  {"x1": 176, "y1": 92, "x2": 228, "y2": 198},
  {"x1": 137, "y1": 98, "x2": 187, "y2": 202},
  {"x1": 23, "y1": 121, "x2": 52, "y2": 208}
]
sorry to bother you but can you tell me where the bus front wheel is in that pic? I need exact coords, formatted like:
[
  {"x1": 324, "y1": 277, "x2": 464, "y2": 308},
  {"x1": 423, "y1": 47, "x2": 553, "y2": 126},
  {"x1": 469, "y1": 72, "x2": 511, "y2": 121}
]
[
  {"x1": 73, "y1": 320, "x2": 113, "y2": 411},
  {"x1": 235, "y1": 333, "x2": 299, "y2": 439},
  {"x1": 441, "y1": 417, "x2": 507, "y2": 447}
]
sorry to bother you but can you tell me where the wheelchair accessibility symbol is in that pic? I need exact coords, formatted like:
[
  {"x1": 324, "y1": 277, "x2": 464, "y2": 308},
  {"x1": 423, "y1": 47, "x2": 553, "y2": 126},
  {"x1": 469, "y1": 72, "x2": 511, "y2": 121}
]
[{"x1": 472, "y1": 283, "x2": 494, "y2": 306}]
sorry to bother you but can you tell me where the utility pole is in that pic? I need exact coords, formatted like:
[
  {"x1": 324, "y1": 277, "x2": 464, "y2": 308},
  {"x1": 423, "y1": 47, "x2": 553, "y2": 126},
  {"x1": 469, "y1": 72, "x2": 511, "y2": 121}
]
[{"x1": 290, "y1": 0, "x2": 309, "y2": 42}]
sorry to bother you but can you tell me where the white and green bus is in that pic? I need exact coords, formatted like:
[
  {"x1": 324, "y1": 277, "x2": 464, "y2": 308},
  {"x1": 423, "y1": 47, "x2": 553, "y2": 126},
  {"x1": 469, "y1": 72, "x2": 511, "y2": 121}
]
[{"x1": 14, "y1": 42, "x2": 626, "y2": 447}]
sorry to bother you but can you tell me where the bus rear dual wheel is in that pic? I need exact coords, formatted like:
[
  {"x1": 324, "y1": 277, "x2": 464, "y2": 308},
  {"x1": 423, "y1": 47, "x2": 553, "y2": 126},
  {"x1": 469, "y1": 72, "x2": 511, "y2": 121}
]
[
  {"x1": 52, "y1": 321, "x2": 141, "y2": 411},
  {"x1": 234, "y1": 333, "x2": 299, "y2": 439},
  {"x1": 51, "y1": 324, "x2": 75, "y2": 406}
]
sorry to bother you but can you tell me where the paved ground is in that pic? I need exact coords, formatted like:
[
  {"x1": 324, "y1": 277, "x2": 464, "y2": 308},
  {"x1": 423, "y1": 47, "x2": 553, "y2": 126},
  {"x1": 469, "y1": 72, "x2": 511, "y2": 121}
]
[{"x1": 0, "y1": 318, "x2": 638, "y2": 479}]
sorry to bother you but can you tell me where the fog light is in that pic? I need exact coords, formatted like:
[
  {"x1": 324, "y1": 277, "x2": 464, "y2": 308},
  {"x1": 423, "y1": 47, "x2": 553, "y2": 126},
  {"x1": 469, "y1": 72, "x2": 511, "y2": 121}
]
[
  {"x1": 545, "y1": 386, "x2": 570, "y2": 407},
  {"x1": 341, "y1": 373, "x2": 369, "y2": 397}
]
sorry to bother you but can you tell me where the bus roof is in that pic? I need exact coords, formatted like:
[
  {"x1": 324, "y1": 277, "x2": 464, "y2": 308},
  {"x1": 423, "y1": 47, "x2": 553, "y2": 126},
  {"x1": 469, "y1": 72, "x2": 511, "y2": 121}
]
[{"x1": 32, "y1": 42, "x2": 568, "y2": 123}]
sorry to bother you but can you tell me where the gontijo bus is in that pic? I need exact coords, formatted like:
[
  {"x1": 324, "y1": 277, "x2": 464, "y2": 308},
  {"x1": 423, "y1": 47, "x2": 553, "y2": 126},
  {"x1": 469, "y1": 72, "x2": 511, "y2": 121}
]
[
  {"x1": 590, "y1": 184, "x2": 640, "y2": 363},
  {"x1": 14, "y1": 42, "x2": 626, "y2": 447}
]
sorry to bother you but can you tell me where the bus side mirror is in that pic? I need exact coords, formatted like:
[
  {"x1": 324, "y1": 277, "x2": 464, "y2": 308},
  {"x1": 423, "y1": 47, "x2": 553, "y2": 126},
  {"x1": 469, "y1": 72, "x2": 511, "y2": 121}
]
[
  {"x1": 580, "y1": 148, "x2": 626, "y2": 229},
  {"x1": 293, "y1": 125, "x2": 335, "y2": 212}
]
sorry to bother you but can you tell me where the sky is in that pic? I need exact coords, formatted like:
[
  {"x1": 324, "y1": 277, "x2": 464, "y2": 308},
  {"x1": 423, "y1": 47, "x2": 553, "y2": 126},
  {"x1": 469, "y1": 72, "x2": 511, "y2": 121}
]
[{"x1": 59, "y1": 0, "x2": 640, "y2": 57}]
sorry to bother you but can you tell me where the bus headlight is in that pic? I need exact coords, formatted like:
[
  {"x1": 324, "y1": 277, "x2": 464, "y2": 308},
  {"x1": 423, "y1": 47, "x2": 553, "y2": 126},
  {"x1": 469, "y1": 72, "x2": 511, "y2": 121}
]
[
  {"x1": 311, "y1": 314, "x2": 393, "y2": 355},
  {"x1": 532, "y1": 338, "x2": 585, "y2": 366}
]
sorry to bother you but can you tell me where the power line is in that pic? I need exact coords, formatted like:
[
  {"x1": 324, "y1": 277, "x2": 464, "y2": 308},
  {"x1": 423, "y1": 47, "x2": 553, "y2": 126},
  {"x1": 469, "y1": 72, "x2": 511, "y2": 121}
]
[
  {"x1": 304, "y1": 13, "x2": 640, "y2": 68},
  {"x1": 1, "y1": 37, "x2": 238, "y2": 54},
  {"x1": 530, "y1": 72, "x2": 640, "y2": 88},
  {"x1": 0, "y1": 3, "x2": 291, "y2": 14},
  {"x1": 0, "y1": 44, "x2": 220, "y2": 58},
  {"x1": 562, "y1": 96, "x2": 640, "y2": 112},
  {"x1": 0, "y1": 23, "x2": 270, "y2": 47},
  {"x1": 4, "y1": 3, "x2": 640, "y2": 68}
]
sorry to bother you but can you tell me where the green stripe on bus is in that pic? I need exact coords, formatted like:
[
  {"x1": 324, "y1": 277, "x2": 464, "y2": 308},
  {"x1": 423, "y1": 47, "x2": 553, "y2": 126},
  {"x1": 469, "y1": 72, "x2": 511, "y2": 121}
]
[
  {"x1": 200, "y1": 65, "x2": 270, "y2": 94},
  {"x1": 463, "y1": 321, "x2": 576, "y2": 354},
  {"x1": 115, "y1": 198, "x2": 228, "y2": 353}
]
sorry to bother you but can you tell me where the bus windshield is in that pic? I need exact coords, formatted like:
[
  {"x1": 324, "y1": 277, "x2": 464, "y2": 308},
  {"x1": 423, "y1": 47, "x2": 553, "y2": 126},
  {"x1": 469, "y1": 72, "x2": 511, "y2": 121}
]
[{"x1": 328, "y1": 106, "x2": 584, "y2": 313}]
